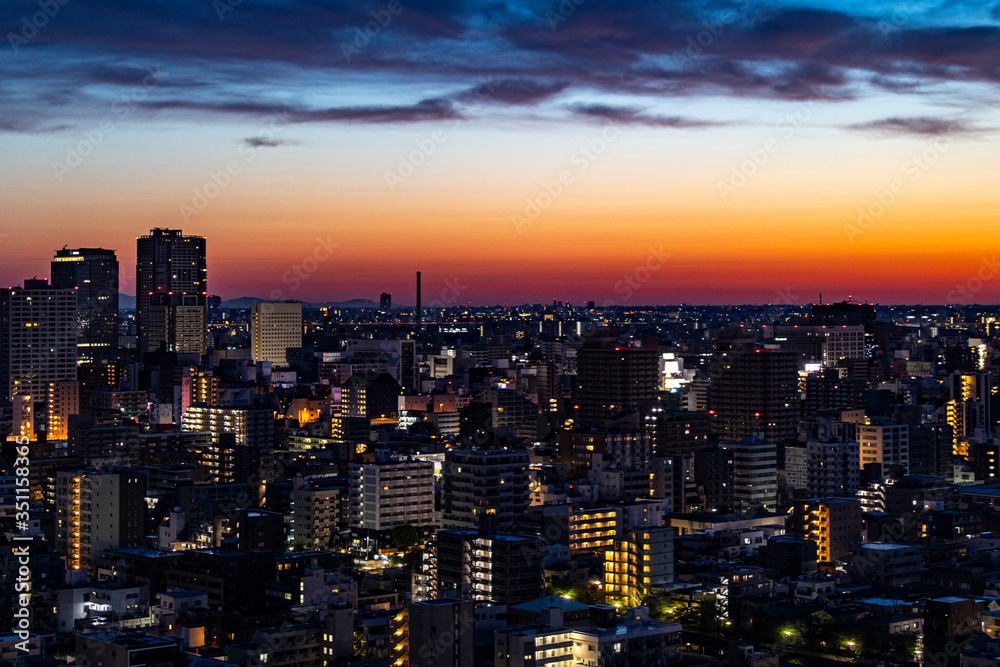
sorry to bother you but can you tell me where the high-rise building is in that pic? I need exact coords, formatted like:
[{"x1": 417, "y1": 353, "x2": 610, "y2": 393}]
[
  {"x1": 379, "y1": 292, "x2": 392, "y2": 314},
  {"x1": 349, "y1": 460, "x2": 436, "y2": 551},
  {"x1": 1, "y1": 279, "x2": 78, "y2": 439},
  {"x1": 859, "y1": 422, "x2": 909, "y2": 473},
  {"x1": 250, "y1": 301, "x2": 302, "y2": 366},
  {"x1": 56, "y1": 469, "x2": 146, "y2": 571},
  {"x1": 790, "y1": 497, "x2": 862, "y2": 564},
  {"x1": 181, "y1": 405, "x2": 276, "y2": 448},
  {"x1": 721, "y1": 438, "x2": 778, "y2": 511},
  {"x1": 807, "y1": 441, "x2": 861, "y2": 497},
  {"x1": 441, "y1": 449, "x2": 531, "y2": 532},
  {"x1": 136, "y1": 228, "x2": 207, "y2": 356},
  {"x1": 604, "y1": 526, "x2": 674, "y2": 607},
  {"x1": 50, "y1": 247, "x2": 119, "y2": 363},
  {"x1": 432, "y1": 529, "x2": 544, "y2": 606},
  {"x1": 710, "y1": 349, "x2": 800, "y2": 443},
  {"x1": 575, "y1": 332, "x2": 658, "y2": 426},
  {"x1": 407, "y1": 598, "x2": 474, "y2": 667}
]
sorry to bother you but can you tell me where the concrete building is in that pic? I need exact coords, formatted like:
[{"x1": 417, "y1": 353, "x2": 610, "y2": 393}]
[
  {"x1": 51, "y1": 247, "x2": 119, "y2": 363},
  {"x1": 575, "y1": 332, "x2": 659, "y2": 426},
  {"x1": 250, "y1": 301, "x2": 302, "y2": 367},
  {"x1": 710, "y1": 349, "x2": 800, "y2": 443},
  {"x1": 136, "y1": 228, "x2": 207, "y2": 356},
  {"x1": 56, "y1": 469, "x2": 146, "y2": 571},
  {"x1": 408, "y1": 598, "x2": 475, "y2": 667},
  {"x1": 790, "y1": 497, "x2": 862, "y2": 564},
  {"x1": 442, "y1": 448, "x2": 531, "y2": 532},
  {"x1": 859, "y1": 422, "x2": 910, "y2": 473},
  {"x1": 604, "y1": 526, "x2": 674, "y2": 607},
  {"x1": 433, "y1": 530, "x2": 545, "y2": 607},
  {"x1": 721, "y1": 438, "x2": 778, "y2": 511},
  {"x1": 494, "y1": 605, "x2": 682, "y2": 667},
  {"x1": 0, "y1": 279, "x2": 77, "y2": 439},
  {"x1": 289, "y1": 475, "x2": 349, "y2": 551},
  {"x1": 807, "y1": 441, "x2": 861, "y2": 497},
  {"x1": 181, "y1": 405, "x2": 275, "y2": 448},
  {"x1": 349, "y1": 460, "x2": 436, "y2": 552},
  {"x1": 850, "y1": 542, "x2": 923, "y2": 587}
]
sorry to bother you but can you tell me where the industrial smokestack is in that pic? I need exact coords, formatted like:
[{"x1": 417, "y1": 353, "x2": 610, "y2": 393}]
[{"x1": 416, "y1": 271, "x2": 421, "y2": 324}]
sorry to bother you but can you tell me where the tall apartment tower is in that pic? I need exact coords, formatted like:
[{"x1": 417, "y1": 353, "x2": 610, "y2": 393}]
[
  {"x1": 50, "y1": 248, "x2": 119, "y2": 363},
  {"x1": 1, "y1": 279, "x2": 78, "y2": 439},
  {"x1": 441, "y1": 449, "x2": 531, "y2": 532},
  {"x1": 711, "y1": 349, "x2": 800, "y2": 443},
  {"x1": 250, "y1": 301, "x2": 302, "y2": 366},
  {"x1": 348, "y1": 459, "x2": 436, "y2": 552},
  {"x1": 56, "y1": 469, "x2": 146, "y2": 571},
  {"x1": 576, "y1": 332, "x2": 659, "y2": 426},
  {"x1": 136, "y1": 228, "x2": 207, "y2": 356}
]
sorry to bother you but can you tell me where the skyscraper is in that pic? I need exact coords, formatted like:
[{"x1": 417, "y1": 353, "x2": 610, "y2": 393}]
[
  {"x1": 250, "y1": 301, "x2": 302, "y2": 366},
  {"x1": 575, "y1": 331, "x2": 659, "y2": 426},
  {"x1": 710, "y1": 349, "x2": 800, "y2": 443},
  {"x1": 1, "y1": 279, "x2": 78, "y2": 439},
  {"x1": 136, "y1": 228, "x2": 207, "y2": 356},
  {"x1": 379, "y1": 291, "x2": 392, "y2": 314},
  {"x1": 50, "y1": 247, "x2": 119, "y2": 363}
]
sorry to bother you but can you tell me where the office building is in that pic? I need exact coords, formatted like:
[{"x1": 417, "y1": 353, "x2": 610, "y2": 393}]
[
  {"x1": 250, "y1": 301, "x2": 302, "y2": 367},
  {"x1": 136, "y1": 228, "x2": 207, "y2": 356},
  {"x1": 379, "y1": 291, "x2": 392, "y2": 314},
  {"x1": 50, "y1": 247, "x2": 119, "y2": 363}
]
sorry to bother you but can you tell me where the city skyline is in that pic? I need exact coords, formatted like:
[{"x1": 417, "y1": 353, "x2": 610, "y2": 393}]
[{"x1": 2, "y1": 1, "x2": 999, "y2": 304}]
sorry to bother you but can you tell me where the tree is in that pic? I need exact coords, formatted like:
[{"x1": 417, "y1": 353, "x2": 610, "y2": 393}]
[{"x1": 392, "y1": 524, "x2": 419, "y2": 549}]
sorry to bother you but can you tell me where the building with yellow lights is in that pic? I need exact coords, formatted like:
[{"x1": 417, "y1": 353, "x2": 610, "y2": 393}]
[
  {"x1": 790, "y1": 497, "x2": 863, "y2": 565},
  {"x1": 604, "y1": 526, "x2": 675, "y2": 607}
]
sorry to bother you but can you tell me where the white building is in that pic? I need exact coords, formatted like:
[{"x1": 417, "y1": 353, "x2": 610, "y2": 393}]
[
  {"x1": 859, "y1": 423, "x2": 910, "y2": 473},
  {"x1": 349, "y1": 460, "x2": 436, "y2": 551},
  {"x1": 250, "y1": 301, "x2": 302, "y2": 367},
  {"x1": 721, "y1": 438, "x2": 778, "y2": 511}
]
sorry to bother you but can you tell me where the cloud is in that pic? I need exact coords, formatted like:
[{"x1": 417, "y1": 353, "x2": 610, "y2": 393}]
[
  {"x1": 456, "y1": 78, "x2": 571, "y2": 105},
  {"x1": 847, "y1": 116, "x2": 984, "y2": 136},
  {"x1": 141, "y1": 97, "x2": 459, "y2": 124},
  {"x1": 243, "y1": 136, "x2": 295, "y2": 148},
  {"x1": 569, "y1": 103, "x2": 721, "y2": 128}
]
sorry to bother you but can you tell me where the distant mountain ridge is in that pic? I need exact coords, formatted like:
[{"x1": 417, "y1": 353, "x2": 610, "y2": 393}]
[{"x1": 118, "y1": 294, "x2": 402, "y2": 309}]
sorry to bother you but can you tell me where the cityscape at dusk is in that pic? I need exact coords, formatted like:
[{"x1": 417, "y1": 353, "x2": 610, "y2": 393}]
[
  {"x1": 3, "y1": 0, "x2": 1000, "y2": 303},
  {"x1": 3, "y1": 2, "x2": 1000, "y2": 667}
]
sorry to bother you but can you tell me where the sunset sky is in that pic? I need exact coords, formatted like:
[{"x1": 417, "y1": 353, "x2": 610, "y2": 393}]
[{"x1": 2, "y1": 0, "x2": 999, "y2": 305}]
